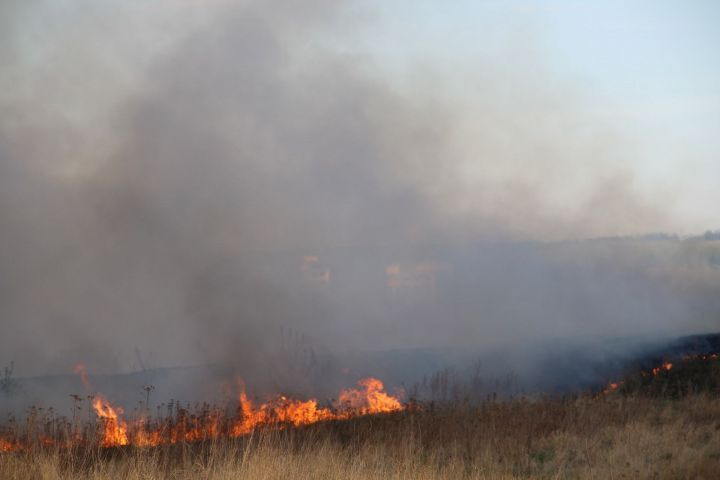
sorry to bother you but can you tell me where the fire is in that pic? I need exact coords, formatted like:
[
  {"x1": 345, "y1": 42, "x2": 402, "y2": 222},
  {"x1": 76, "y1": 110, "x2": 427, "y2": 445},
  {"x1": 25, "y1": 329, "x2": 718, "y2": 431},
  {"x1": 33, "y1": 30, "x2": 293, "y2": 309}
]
[
  {"x1": 133, "y1": 420, "x2": 163, "y2": 448},
  {"x1": 0, "y1": 373, "x2": 403, "y2": 451},
  {"x1": 651, "y1": 362, "x2": 673, "y2": 376},
  {"x1": 231, "y1": 377, "x2": 401, "y2": 437},
  {"x1": 684, "y1": 353, "x2": 718, "y2": 361},
  {"x1": 601, "y1": 381, "x2": 624, "y2": 395},
  {"x1": 602, "y1": 356, "x2": 711, "y2": 396},
  {"x1": 231, "y1": 389, "x2": 335, "y2": 437},
  {"x1": 0, "y1": 437, "x2": 21, "y2": 453},
  {"x1": 338, "y1": 377, "x2": 402, "y2": 414},
  {"x1": 92, "y1": 395, "x2": 129, "y2": 447},
  {"x1": 1, "y1": 364, "x2": 405, "y2": 451}
]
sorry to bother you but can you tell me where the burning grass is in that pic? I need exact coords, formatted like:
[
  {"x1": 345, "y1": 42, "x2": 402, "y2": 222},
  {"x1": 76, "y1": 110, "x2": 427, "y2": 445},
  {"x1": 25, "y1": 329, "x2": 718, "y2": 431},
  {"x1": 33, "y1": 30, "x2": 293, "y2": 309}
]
[
  {"x1": 1, "y1": 394, "x2": 720, "y2": 479},
  {"x1": 601, "y1": 352, "x2": 720, "y2": 397},
  {"x1": 0, "y1": 377, "x2": 404, "y2": 451},
  {"x1": 2, "y1": 355, "x2": 720, "y2": 479}
]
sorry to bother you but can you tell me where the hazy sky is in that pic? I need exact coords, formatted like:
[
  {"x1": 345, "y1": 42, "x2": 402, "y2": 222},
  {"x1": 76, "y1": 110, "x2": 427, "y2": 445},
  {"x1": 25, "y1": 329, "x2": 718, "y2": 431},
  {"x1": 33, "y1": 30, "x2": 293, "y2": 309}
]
[
  {"x1": 368, "y1": 0, "x2": 720, "y2": 232},
  {"x1": 3, "y1": 0, "x2": 717, "y2": 236}
]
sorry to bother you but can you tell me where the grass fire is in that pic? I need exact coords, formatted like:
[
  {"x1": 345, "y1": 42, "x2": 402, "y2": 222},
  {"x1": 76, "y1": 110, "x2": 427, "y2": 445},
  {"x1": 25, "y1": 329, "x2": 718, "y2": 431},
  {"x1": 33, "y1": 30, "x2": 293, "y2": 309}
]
[
  {"x1": 2, "y1": 354, "x2": 720, "y2": 478},
  {"x1": 1, "y1": 0, "x2": 719, "y2": 478},
  {"x1": 0, "y1": 375, "x2": 403, "y2": 452}
]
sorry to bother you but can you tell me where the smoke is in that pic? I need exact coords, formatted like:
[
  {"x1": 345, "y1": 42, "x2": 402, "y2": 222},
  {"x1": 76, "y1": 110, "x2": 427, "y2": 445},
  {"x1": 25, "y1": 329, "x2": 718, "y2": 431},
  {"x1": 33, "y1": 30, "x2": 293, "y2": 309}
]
[{"x1": 0, "y1": 0, "x2": 717, "y2": 382}]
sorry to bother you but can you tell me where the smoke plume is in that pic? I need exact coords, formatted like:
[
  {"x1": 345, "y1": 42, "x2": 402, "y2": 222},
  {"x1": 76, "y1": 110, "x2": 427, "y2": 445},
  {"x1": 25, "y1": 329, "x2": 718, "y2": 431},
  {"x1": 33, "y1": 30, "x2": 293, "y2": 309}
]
[{"x1": 0, "y1": 0, "x2": 716, "y2": 381}]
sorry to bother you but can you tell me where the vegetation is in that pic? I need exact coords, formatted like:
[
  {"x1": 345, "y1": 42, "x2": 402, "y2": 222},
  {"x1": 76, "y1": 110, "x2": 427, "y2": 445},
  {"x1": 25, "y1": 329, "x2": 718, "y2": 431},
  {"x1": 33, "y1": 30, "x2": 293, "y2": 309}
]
[
  {"x1": 614, "y1": 354, "x2": 720, "y2": 398},
  {"x1": 0, "y1": 392, "x2": 717, "y2": 479},
  {"x1": 2, "y1": 355, "x2": 719, "y2": 479}
]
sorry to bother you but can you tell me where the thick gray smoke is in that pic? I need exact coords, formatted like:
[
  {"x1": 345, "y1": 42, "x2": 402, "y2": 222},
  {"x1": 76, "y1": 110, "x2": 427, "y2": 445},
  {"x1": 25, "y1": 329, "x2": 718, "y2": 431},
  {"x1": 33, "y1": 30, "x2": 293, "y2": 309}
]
[{"x1": 0, "y1": 0, "x2": 717, "y2": 387}]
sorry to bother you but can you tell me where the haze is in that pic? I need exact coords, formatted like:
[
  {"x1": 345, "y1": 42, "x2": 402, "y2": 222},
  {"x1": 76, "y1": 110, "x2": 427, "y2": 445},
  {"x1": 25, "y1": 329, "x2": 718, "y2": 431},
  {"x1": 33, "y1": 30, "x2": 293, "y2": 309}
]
[{"x1": 1, "y1": 0, "x2": 718, "y2": 377}]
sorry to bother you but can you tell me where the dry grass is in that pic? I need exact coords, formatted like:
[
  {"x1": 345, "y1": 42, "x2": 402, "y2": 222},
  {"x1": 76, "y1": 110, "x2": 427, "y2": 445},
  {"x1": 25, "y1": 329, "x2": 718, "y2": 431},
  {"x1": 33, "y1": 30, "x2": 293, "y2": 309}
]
[{"x1": 2, "y1": 394, "x2": 719, "y2": 479}]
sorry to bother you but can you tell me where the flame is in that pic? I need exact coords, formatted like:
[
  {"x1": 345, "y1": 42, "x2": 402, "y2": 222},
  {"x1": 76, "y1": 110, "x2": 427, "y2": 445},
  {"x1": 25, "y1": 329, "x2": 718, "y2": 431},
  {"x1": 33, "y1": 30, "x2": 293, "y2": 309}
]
[
  {"x1": 231, "y1": 379, "x2": 336, "y2": 436},
  {"x1": 230, "y1": 377, "x2": 401, "y2": 436},
  {"x1": 338, "y1": 377, "x2": 402, "y2": 414},
  {"x1": 0, "y1": 437, "x2": 21, "y2": 453},
  {"x1": 133, "y1": 420, "x2": 163, "y2": 448},
  {"x1": 602, "y1": 358, "x2": 697, "y2": 395},
  {"x1": 601, "y1": 381, "x2": 623, "y2": 395},
  {"x1": 92, "y1": 395, "x2": 129, "y2": 447},
  {"x1": 651, "y1": 362, "x2": 673, "y2": 376},
  {"x1": 1, "y1": 376, "x2": 403, "y2": 451}
]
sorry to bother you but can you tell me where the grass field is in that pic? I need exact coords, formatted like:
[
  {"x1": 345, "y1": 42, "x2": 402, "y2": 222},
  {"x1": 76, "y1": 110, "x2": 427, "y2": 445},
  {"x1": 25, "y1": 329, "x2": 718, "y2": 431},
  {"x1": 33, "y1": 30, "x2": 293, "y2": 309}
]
[{"x1": 1, "y1": 392, "x2": 719, "y2": 479}]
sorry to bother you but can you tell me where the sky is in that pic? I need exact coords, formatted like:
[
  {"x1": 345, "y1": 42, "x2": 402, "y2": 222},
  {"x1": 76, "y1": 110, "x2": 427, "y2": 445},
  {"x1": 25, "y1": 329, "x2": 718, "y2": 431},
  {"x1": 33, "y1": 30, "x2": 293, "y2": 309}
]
[
  {"x1": 368, "y1": 0, "x2": 720, "y2": 232},
  {"x1": 2, "y1": 0, "x2": 717, "y2": 235}
]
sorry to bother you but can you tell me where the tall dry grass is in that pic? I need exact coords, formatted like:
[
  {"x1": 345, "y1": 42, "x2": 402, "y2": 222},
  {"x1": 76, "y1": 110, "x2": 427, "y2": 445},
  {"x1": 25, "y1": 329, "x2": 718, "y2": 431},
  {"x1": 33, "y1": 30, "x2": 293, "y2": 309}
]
[{"x1": 1, "y1": 394, "x2": 719, "y2": 479}]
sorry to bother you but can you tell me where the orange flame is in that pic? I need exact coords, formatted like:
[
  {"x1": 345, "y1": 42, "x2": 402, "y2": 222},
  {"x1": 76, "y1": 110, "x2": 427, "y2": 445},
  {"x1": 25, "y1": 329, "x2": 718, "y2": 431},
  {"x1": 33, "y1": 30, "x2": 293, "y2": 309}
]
[
  {"x1": 231, "y1": 379, "x2": 336, "y2": 436},
  {"x1": 1, "y1": 376, "x2": 404, "y2": 451},
  {"x1": 0, "y1": 437, "x2": 21, "y2": 453},
  {"x1": 651, "y1": 362, "x2": 673, "y2": 376},
  {"x1": 230, "y1": 378, "x2": 402, "y2": 436},
  {"x1": 338, "y1": 377, "x2": 402, "y2": 414},
  {"x1": 92, "y1": 395, "x2": 129, "y2": 447},
  {"x1": 603, "y1": 359, "x2": 685, "y2": 395}
]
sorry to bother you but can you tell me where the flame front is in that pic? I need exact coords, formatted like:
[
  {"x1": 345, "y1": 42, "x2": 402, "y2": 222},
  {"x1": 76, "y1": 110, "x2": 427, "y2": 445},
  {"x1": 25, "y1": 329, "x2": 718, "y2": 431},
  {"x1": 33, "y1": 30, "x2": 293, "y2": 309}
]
[
  {"x1": 230, "y1": 377, "x2": 400, "y2": 437},
  {"x1": 0, "y1": 376, "x2": 403, "y2": 450},
  {"x1": 601, "y1": 357, "x2": 701, "y2": 396},
  {"x1": 231, "y1": 389, "x2": 335, "y2": 437}
]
